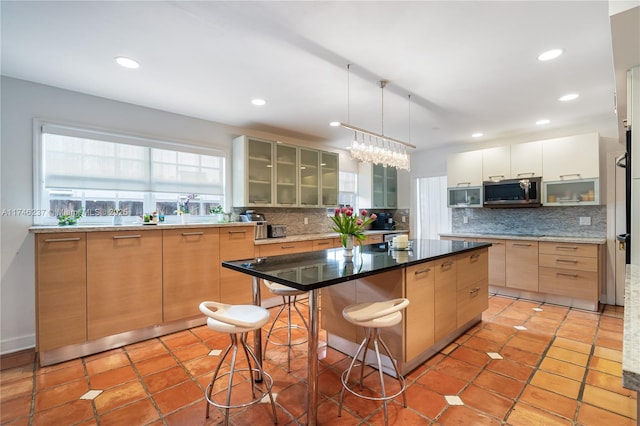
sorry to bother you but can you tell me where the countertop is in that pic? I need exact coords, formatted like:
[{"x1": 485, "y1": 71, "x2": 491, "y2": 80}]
[
  {"x1": 439, "y1": 232, "x2": 606, "y2": 245},
  {"x1": 623, "y1": 264, "x2": 640, "y2": 393},
  {"x1": 222, "y1": 239, "x2": 490, "y2": 291},
  {"x1": 29, "y1": 222, "x2": 256, "y2": 233}
]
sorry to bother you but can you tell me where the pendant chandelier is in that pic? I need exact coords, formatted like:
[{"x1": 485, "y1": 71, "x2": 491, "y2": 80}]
[{"x1": 332, "y1": 66, "x2": 414, "y2": 171}]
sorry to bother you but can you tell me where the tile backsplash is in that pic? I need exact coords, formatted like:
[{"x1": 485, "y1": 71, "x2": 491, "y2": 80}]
[
  {"x1": 451, "y1": 205, "x2": 606, "y2": 238},
  {"x1": 232, "y1": 207, "x2": 409, "y2": 236}
]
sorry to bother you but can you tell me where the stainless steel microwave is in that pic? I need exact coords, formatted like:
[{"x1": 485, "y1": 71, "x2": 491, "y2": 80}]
[{"x1": 483, "y1": 177, "x2": 542, "y2": 208}]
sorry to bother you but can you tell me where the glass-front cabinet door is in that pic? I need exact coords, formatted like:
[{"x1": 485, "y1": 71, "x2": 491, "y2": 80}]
[
  {"x1": 299, "y1": 148, "x2": 319, "y2": 206},
  {"x1": 247, "y1": 138, "x2": 273, "y2": 205},
  {"x1": 372, "y1": 164, "x2": 385, "y2": 208},
  {"x1": 447, "y1": 187, "x2": 482, "y2": 208},
  {"x1": 275, "y1": 144, "x2": 298, "y2": 206},
  {"x1": 385, "y1": 166, "x2": 398, "y2": 208},
  {"x1": 543, "y1": 178, "x2": 599, "y2": 206},
  {"x1": 320, "y1": 152, "x2": 339, "y2": 206}
]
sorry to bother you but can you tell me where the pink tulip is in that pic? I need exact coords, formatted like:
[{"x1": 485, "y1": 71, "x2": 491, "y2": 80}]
[
  {"x1": 334, "y1": 208, "x2": 340, "y2": 216},
  {"x1": 361, "y1": 209, "x2": 367, "y2": 216},
  {"x1": 341, "y1": 207, "x2": 348, "y2": 214},
  {"x1": 356, "y1": 218, "x2": 363, "y2": 225},
  {"x1": 370, "y1": 213, "x2": 377, "y2": 220}
]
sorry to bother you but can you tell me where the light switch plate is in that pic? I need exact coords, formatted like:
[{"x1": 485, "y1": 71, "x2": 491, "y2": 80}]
[{"x1": 579, "y1": 216, "x2": 591, "y2": 225}]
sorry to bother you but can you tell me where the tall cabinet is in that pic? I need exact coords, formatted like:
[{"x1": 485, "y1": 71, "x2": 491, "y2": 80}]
[{"x1": 358, "y1": 163, "x2": 399, "y2": 209}]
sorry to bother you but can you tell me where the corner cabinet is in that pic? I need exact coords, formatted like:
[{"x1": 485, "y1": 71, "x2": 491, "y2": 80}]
[
  {"x1": 358, "y1": 163, "x2": 400, "y2": 209},
  {"x1": 233, "y1": 136, "x2": 339, "y2": 208}
]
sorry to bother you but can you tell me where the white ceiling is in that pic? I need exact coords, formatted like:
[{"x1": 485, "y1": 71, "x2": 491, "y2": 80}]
[{"x1": 0, "y1": 1, "x2": 627, "y2": 152}]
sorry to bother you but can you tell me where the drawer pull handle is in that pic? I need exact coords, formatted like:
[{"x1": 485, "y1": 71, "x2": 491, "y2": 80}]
[
  {"x1": 516, "y1": 172, "x2": 535, "y2": 177},
  {"x1": 557, "y1": 272, "x2": 578, "y2": 278},
  {"x1": 513, "y1": 243, "x2": 532, "y2": 247},
  {"x1": 182, "y1": 232, "x2": 204, "y2": 236},
  {"x1": 488, "y1": 175, "x2": 504, "y2": 180},
  {"x1": 281, "y1": 245, "x2": 295, "y2": 249},
  {"x1": 456, "y1": 182, "x2": 471, "y2": 187},
  {"x1": 471, "y1": 254, "x2": 480, "y2": 260},
  {"x1": 469, "y1": 287, "x2": 480, "y2": 296},
  {"x1": 556, "y1": 259, "x2": 578, "y2": 264},
  {"x1": 559, "y1": 173, "x2": 581, "y2": 180},
  {"x1": 316, "y1": 242, "x2": 330, "y2": 246},
  {"x1": 228, "y1": 231, "x2": 247, "y2": 234},
  {"x1": 441, "y1": 261, "x2": 454, "y2": 268},
  {"x1": 113, "y1": 235, "x2": 142, "y2": 239},
  {"x1": 414, "y1": 267, "x2": 432, "y2": 275},
  {"x1": 556, "y1": 246, "x2": 578, "y2": 250},
  {"x1": 44, "y1": 237, "x2": 81, "y2": 243}
]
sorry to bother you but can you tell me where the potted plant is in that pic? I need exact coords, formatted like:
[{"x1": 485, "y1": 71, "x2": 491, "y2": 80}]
[
  {"x1": 209, "y1": 205, "x2": 226, "y2": 223},
  {"x1": 57, "y1": 208, "x2": 84, "y2": 226},
  {"x1": 176, "y1": 193, "x2": 198, "y2": 224},
  {"x1": 330, "y1": 208, "x2": 377, "y2": 257}
]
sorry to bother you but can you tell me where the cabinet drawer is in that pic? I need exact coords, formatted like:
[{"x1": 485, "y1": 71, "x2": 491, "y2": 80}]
[
  {"x1": 219, "y1": 226, "x2": 255, "y2": 257},
  {"x1": 456, "y1": 248, "x2": 488, "y2": 290},
  {"x1": 538, "y1": 267, "x2": 598, "y2": 299},
  {"x1": 539, "y1": 253, "x2": 597, "y2": 272},
  {"x1": 539, "y1": 242, "x2": 597, "y2": 257},
  {"x1": 258, "y1": 240, "x2": 313, "y2": 256},
  {"x1": 312, "y1": 238, "x2": 334, "y2": 251},
  {"x1": 363, "y1": 234, "x2": 384, "y2": 244},
  {"x1": 457, "y1": 278, "x2": 488, "y2": 326}
]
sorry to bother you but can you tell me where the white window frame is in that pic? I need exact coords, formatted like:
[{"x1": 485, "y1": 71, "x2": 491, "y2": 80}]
[{"x1": 33, "y1": 119, "x2": 229, "y2": 225}]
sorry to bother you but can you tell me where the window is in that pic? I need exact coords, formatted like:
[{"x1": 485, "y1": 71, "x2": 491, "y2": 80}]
[
  {"x1": 416, "y1": 176, "x2": 451, "y2": 239},
  {"x1": 338, "y1": 171, "x2": 357, "y2": 209},
  {"x1": 35, "y1": 122, "x2": 226, "y2": 224}
]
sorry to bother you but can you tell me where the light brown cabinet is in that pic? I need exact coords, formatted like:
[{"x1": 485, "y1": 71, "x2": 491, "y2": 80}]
[
  {"x1": 434, "y1": 257, "x2": 457, "y2": 341},
  {"x1": 87, "y1": 230, "x2": 163, "y2": 340},
  {"x1": 538, "y1": 242, "x2": 599, "y2": 301},
  {"x1": 258, "y1": 240, "x2": 313, "y2": 257},
  {"x1": 506, "y1": 240, "x2": 539, "y2": 292},
  {"x1": 35, "y1": 233, "x2": 87, "y2": 351},
  {"x1": 311, "y1": 238, "x2": 334, "y2": 251},
  {"x1": 456, "y1": 249, "x2": 489, "y2": 326},
  {"x1": 474, "y1": 238, "x2": 506, "y2": 287},
  {"x1": 405, "y1": 262, "x2": 435, "y2": 360},
  {"x1": 219, "y1": 226, "x2": 255, "y2": 305},
  {"x1": 163, "y1": 228, "x2": 220, "y2": 322}
]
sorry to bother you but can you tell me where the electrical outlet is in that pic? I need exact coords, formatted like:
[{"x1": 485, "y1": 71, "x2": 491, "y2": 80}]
[
  {"x1": 579, "y1": 216, "x2": 591, "y2": 226},
  {"x1": 463, "y1": 216, "x2": 468, "y2": 224},
  {"x1": 402, "y1": 216, "x2": 406, "y2": 223},
  {"x1": 303, "y1": 217, "x2": 308, "y2": 225}
]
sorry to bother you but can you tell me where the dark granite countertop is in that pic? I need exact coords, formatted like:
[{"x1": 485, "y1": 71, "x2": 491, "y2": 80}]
[{"x1": 222, "y1": 239, "x2": 490, "y2": 291}]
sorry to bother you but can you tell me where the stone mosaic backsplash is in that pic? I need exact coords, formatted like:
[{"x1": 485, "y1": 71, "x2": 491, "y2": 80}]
[
  {"x1": 232, "y1": 207, "x2": 410, "y2": 236},
  {"x1": 451, "y1": 205, "x2": 606, "y2": 238}
]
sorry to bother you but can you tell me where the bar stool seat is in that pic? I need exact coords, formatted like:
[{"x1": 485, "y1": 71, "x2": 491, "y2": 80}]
[
  {"x1": 338, "y1": 298, "x2": 409, "y2": 426},
  {"x1": 263, "y1": 280, "x2": 308, "y2": 372},
  {"x1": 199, "y1": 301, "x2": 277, "y2": 425}
]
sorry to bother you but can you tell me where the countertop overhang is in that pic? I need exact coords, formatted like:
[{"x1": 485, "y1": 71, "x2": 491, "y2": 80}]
[
  {"x1": 439, "y1": 232, "x2": 605, "y2": 245},
  {"x1": 222, "y1": 239, "x2": 490, "y2": 291}
]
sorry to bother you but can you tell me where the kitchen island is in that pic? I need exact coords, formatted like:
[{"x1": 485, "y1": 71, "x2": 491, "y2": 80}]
[{"x1": 222, "y1": 239, "x2": 490, "y2": 426}]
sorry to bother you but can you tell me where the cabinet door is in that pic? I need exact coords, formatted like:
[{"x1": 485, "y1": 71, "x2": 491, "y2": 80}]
[
  {"x1": 163, "y1": 228, "x2": 220, "y2": 322},
  {"x1": 299, "y1": 148, "x2": 320, "y2": 206},
  {"x1": 447, "y1": 150, "x2": 483, "y2": 187},
  {"x1": 542, "y1": 133, "x2": 599, "y2": 181},
  {"x1": 372, "y1": 164, "x2": 386, "y2": 208},
  {"x1": 275, "y1": 144, "x2": 298, "y2": 206},
  {"x1": 405, "y1": 262, "x2": 435, "y2": 361},
  {"x1": 397, "y1": 169, "x2": 410, "y2": 209},
  {"x1": 434, "y1": 257, "x2": 457, "y2": 341},
  {"x1": 511, "y1": 141, "x2": 542, "y2": 178},
  {"x1": 87, "y1": 230, "x2": 162, "y2": 340},
  {"x1": 482, "y1": 146, "x2": 511, "y2": 182},
  {"x1": 457, "y1": 278, "x2": 489, "y2": 326},
  {"x1": 36, "y1": 233, "x2": 87, "y2": 351},
  {"x1": 475, "y1": 238, "x2": 506, "y2": 287},
  {"x1": 220, "y1": 227, "x2": 255, "y2": 304},
  {"x1": 505, "y1": 240, "x2": 539, "y2": 291},
  {"x1": 312, "y1": 238, "x2": 334, "y2": 251},
  {"x1": 456, "y1": 248, "x2": 489, "y2": 290},
  {"x1": 385, "y1": 166, "x2": 398, "y2": 208},
  {"x1": 320, "y1": 151, "x2": 339, "y2": 206},
  {"x1": 247, "y1": 138, "x2": 274, "y2": 205}
]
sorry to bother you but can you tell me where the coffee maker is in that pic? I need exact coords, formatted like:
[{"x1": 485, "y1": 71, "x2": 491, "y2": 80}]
[{"x1": 371, "y1": 212, "x2": 395, "y2": 230}]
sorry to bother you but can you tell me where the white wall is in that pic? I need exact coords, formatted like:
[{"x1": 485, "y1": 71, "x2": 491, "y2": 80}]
[{"x1": 0, "y1": 76, "x2": 352, "y2": 354}]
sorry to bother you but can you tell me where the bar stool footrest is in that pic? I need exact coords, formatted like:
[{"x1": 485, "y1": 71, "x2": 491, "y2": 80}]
[
  {"x1": 340, "y1": 367, "x2": 406, "y2": 402},
  {"x1": 205, "y1": 368, "x2": 275, "y2": 410}
]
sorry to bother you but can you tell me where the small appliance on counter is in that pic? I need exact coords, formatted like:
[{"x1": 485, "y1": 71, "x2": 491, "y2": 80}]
[
  {"x1": 371, "y1": 212, "x2": 395, "y2": 230},
  {"x1": 240, "y1": 210, "x2": 267, "y2": 240},
  {"x1": 267, "y1": 224, "x2": 287, "y2": 238}
]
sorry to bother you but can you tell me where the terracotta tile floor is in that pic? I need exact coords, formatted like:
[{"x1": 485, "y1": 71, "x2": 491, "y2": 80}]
[{"x1": 1, "y1": 295, "x2": 637, "y2": 425}]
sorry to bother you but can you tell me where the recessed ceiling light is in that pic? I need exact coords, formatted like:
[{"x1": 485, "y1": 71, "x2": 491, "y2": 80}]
[
  {"x1": 538, "y1": 49, "x2": 564, "y2": 61},
  {"x1": 472, "y1": 133, "x2": 483, "y2": 138},
  {"x1": 559, "y1": 93, "x2": 579, "y2": 102},
  {"x1": 115, "y1": 56, "x2": 140, "y2": 69},
  {"x1": 251, "y1": 99, "x2": 267, "y2": 106},
  {"x1": 536, "y1": 119, "x2": 551, "y2": 125},
  {"x1": 329, "y1": 121, "x2": 341, "y2": 127}
]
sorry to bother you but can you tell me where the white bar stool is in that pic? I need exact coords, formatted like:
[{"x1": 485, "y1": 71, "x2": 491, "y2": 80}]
[
  {"x1": 199, "y1": 301, "x2": 278, "y2": 425},
  {"x1": 338, "y1": 298, "x2": 410, "y2": 426},
  {"x1": 262, "y1": 279, "x2": 309, "y2": 372}
]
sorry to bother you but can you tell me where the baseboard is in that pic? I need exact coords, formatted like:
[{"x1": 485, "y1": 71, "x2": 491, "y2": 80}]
[{"x1": 1, "y1": 348, "x2": 35, "y2": 370}]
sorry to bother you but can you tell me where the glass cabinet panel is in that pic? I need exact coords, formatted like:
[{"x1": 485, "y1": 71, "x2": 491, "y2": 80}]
[
  {"x1": 299, "y1": 148, "x2": 319, "y2": 206},
  {"x1": 372, "y1": 164, "x2": 385, "y2": 208},
  {"x1": 275, "y1": 144, "x2": 298, "y2": 206},
  {"x1": 447, "y1": 187, "x2": 482, "y2": 208},
  {"x1": 385, "y1": 166, "x2": 398, "y2": 208},
  {"x1": 321, "y1": 152, "x2": 339, "y2": 206},
  {"x1": 543, "y1": 178, "x2": 599, "y2": 206},
  {"x1": 247, "y1": 139, "x2": 273, "y2": 205}
]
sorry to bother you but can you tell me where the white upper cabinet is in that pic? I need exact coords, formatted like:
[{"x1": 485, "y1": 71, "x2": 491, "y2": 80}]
[
  {"x1": 542, "y1": 133, "x2": 599, "y2": 181},
  {"x1": 447, "y1": 151, "x2": 483, "y2": 187},
  {"x1": 511, "y1": 141, "x2": 543, "y2": 179},
  {"x1": 482, "y1": 147, "x2": 510, "y2": 182}
]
